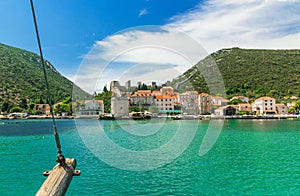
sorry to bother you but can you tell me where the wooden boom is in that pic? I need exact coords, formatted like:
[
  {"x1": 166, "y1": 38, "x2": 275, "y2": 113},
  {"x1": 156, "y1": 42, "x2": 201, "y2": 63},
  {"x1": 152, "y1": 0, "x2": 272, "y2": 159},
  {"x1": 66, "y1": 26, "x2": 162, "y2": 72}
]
[{"x1": 36, "y1": 158, "x2": 79, "y2": 196}]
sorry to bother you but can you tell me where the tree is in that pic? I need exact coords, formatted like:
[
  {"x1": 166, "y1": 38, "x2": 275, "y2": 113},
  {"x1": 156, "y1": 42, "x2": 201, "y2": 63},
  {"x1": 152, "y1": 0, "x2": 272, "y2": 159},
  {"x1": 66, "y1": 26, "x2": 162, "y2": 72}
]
[
  {"x1": 10, "y1": 107, "x2": 22, "y2": 113},
  {"x1": 1, "y1": 101, "x2": 13, "y2": 113},
  {"x1": 129, "y1": 106, "x2": 140, "y2": 113},
  {"x1": 28, "y1": 102, "x2": 35, "y2": 110},
  {"x1": 95, "y1": 91, "x2": 112, "y2": 113},
  {"x1": 63, "y1": 96, "x2": 72, "y2": 104},
  {"x1": 39, "y1": 97, "x2": 44, "y2": 104},
  {"x1": 267, "y1": 89, "x2": 279, "y2": 98},
  {"x1": 19, "y1": 98, "x2": 28, "y2": 109},
  {"x1": 229, "y1": 99, "x2": 246, "y2": 105},
  {"x1": 141, "y1": 83, "x2": 148, "y2": 90},
  {"x1": 294, "y1": 100, "x2": 300, "y2": 112},
  {"x1": 103, "y1": 85, "x2": 108, "y2": 93}
]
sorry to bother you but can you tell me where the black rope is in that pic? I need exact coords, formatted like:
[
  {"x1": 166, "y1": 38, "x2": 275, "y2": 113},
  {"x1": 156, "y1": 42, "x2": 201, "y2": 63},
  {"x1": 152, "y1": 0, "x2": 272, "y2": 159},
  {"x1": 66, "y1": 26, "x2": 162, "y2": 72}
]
[{"x1": 30, "y1": 0, "x2": 64, "y2": 163}]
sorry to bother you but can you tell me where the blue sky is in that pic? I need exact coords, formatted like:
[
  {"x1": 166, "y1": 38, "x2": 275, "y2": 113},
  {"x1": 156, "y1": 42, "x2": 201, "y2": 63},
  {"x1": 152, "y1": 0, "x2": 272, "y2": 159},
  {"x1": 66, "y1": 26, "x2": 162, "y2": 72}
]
[
  {"x1": 1, "y1": 0, "x2": 300, "y2": 93},
  {"x1": 0, "y1": 0, "x2": 199, "y2": 78}
]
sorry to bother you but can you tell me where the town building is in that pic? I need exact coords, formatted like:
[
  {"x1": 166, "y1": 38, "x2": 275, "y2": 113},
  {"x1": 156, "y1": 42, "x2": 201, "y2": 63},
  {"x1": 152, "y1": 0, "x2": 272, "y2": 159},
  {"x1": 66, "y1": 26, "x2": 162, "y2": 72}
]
[
  {"x1": 152, "y1": 90, "x2": 161, "y2": 96},
  {"x1": 198, "y1": 93, "x2": 212, "y2": 115},
  {"x1": 160, "y1": 86, "x2": 174, "y2": 95},
  {"x1": 125, "y1": 80, "x2": 131, "y2": 90},
  {"x1": 230, "y1": 96, "x2": 249, "y2": 103},
  {"x1": 212, "y1": 96, "x2": 229, "y2": 106},
  {"x1": 111, "y1": 81, "x2": 129, "y2": 117},
  {"x1": 287, "y1": 101, "x2": 296, "y2": 109},
  {"x1": 215, "y1": 105, "x2": 238, "y2": 116},
  {"x1": 76, "y1": 100, "x2": 104, "y2": 118},
  {"x1": 179, "y1": 91, "x2": 199, "y2": 114},
  {"x1": 276, "y1": 104, "x2": 288, "y2": 115},
  {"x1": 154, "y1": 95, "x2": 176, "y2": 112},
  {"x1": 34, "y1": 104, "x2": 50, "y2": 115},
  {"x1": 130, "y1": 90, "x2": 155, "y2": 110},
  {"x1": 211, "y1": 96, "x2": 229, "y2": 114},
  {"x1": 252, "y1": 96, "x2": 276, "y2": 115},
  {"x1": 111, "y1": 97, "x2": 129, "y2": 117},
  {"x1": 238, "y1": 103, "x2": 252, "y2": 114}
]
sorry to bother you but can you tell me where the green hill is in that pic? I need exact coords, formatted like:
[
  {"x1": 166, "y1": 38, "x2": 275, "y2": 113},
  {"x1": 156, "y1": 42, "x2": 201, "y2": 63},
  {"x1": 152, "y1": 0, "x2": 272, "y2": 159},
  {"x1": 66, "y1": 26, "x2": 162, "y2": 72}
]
[
  {"x1": 0, "y1": 43, "x2": 90, "y2": 112},
  {"x1": 172, "y1": 47, "x2": 300, "y2": 102}
]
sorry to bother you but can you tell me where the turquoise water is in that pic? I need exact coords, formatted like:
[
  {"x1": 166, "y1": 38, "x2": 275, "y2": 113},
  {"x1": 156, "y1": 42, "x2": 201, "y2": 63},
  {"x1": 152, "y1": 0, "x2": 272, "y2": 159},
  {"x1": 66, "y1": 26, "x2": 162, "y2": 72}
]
[{"x1": 1, "y1": 119, "x2": 300, "y2": 195}]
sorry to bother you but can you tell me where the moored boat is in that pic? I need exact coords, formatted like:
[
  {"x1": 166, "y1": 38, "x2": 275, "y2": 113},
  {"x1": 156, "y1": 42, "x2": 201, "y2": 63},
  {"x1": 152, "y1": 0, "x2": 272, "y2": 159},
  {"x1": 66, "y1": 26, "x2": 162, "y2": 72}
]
[{"x1": 130, "y1": 112, "x2": 152, "y2": 120}]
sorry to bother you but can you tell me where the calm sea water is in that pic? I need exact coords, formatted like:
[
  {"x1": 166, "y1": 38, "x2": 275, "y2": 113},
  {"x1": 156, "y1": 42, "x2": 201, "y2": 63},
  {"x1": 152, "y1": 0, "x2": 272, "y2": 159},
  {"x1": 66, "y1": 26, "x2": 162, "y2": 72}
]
[{"x1": 1, "y1": 119, "x2": 300, "y2": 195}]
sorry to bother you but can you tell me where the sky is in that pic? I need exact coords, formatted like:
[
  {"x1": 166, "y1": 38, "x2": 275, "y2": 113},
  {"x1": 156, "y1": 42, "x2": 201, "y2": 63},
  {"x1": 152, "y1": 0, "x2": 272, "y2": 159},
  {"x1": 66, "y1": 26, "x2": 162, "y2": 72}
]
[{"x1": 1, "y1": 0, "x2": 300, "y2": 93}]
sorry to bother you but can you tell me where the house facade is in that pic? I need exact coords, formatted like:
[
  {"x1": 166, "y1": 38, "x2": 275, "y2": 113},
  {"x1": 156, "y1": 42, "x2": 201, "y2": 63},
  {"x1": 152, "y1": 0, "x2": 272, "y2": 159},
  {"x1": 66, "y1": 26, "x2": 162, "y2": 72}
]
[
  {"x1": 276, "y1": 104, "x2": 288, "y2": 115},
  {"x1": 76, "y1": 100, "x2": 104, "y2": 118},
  {"x1": 252, "y1": 96, "x2": 276, "y2": 115},
  {"x1": 111, "y1": 97, "x2": 129, "y2": 117},
  {"x1": 198, "y1": 93, "x2": 212, "y2": 114},
  {"x1": 215, "y1": 105, "x2": 238, "y2": 116},
  {"x1": 34, "y1": 104, "x2": 50, "y2": 115},
  {"x1": 154, "y1": 95, "x2": 175, "y2": 112},
  {"x1": 130, "y1": 90, "x2": 155, "y2": 109},
  {"x1": 212, "y1": 96, "x2": 229, "y2": 106},
  {"x1": 238, "y1": 103, "x2": 252, "y2": 114},
  {"x1": 230, "y1": 96, "x2": 249, "y2": 103},
  {"x1": 179, "y1": 91, "x2": 199, "y2": 114}
]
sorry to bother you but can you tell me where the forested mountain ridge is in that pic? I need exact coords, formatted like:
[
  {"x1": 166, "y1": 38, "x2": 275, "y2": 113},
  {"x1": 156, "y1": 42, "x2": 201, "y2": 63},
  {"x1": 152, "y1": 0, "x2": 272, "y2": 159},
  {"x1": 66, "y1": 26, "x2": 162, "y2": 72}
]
[
  {"x1": 173, "y1": 47, "x2": 300, "y2": 102},
  {"x1": 0, "y1": 43, "x2": 89, "y2": 112}
]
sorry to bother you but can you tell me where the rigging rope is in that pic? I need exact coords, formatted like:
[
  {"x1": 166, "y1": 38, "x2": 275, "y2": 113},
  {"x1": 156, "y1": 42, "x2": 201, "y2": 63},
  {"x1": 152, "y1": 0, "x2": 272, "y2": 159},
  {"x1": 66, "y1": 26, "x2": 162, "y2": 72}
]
[{"x1": 30, "y1": 0, "x2": 64, "y2": 164}]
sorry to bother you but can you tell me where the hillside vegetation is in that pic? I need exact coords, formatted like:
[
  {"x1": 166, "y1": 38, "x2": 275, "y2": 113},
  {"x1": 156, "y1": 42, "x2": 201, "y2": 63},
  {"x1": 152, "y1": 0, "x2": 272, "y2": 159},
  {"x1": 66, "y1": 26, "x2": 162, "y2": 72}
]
[
  {"x1": 0, "y1": 43, "x2": 90, "y2": 112},
  {"x1": 173, "y1": 47, "x2": 300, "y2": 101}
]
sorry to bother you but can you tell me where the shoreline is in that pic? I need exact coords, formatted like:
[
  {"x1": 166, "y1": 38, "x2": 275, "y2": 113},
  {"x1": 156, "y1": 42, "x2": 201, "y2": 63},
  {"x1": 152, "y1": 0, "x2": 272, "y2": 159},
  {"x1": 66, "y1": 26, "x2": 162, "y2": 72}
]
[{"x1": 1, "y1": 115, "x2": 299, "y2": 121}]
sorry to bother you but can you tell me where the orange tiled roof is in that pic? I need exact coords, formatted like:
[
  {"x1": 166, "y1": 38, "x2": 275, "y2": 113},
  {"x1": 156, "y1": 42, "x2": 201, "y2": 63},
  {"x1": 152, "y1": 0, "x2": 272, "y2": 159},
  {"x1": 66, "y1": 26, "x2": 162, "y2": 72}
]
[
  {"x1": 155, "y1": 95, "x2": 175, "y2": 99},
  {"x1": 256, "y1": 96, "x2": 275, "y2": 100},
  {"x1": 136, "y1": 90, "x2": 151, "y2": 93}
]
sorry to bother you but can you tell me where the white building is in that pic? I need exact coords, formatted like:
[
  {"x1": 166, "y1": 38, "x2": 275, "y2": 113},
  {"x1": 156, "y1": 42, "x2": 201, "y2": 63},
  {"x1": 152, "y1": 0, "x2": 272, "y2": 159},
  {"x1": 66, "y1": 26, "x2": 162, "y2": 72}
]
[
  {"x1": 252, "y1": 96, "x2": 276, "y2": 115},
  {"x1": 76, "y1": 100, "x2": 104, "y2": 118},
  {"x1": 212, "y1": 96, "x2": 229, "y2": 106},
  {"x1": 111, "y1": 97, "x2": 129, "y2": 117}
]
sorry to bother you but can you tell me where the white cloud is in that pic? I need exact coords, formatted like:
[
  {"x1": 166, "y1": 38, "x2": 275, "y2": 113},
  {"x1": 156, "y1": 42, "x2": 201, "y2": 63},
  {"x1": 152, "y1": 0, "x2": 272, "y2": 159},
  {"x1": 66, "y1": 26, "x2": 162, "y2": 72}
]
[
  {"x1": 168, "y1": 0, "x2": 300, "y2": 52},
  {"x1": 139, "y1": 8, "x2": 148, "y2": 17},
  {"x1": 75, "y1": 0, "x2": 300, "y2": 93}
]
